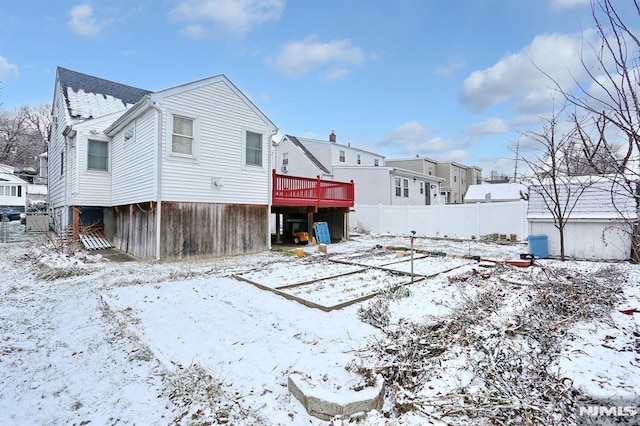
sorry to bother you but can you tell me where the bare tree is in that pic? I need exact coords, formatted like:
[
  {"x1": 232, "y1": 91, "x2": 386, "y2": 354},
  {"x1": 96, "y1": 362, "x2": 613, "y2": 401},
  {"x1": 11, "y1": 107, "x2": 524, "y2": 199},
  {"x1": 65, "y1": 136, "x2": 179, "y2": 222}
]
[
  {"x1": 0, "y1": 104, "x2": 50, "y2": 171},
  {"x1": 518, "y1": 107, "x2": 593, "y2": 261},
  {"x1": 552, "y1": 0, "x2": 640, "y2": 260}
]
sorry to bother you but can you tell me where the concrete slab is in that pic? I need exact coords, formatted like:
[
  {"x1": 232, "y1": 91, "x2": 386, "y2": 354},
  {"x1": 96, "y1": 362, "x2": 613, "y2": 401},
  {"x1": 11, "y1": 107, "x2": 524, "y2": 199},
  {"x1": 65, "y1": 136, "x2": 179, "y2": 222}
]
[
  {"x1": 288, "y1": 372, "x2": 384, "y2": 421},
  {"x1": 99, "y1": 248, "x2": 140, "y2": 263}
]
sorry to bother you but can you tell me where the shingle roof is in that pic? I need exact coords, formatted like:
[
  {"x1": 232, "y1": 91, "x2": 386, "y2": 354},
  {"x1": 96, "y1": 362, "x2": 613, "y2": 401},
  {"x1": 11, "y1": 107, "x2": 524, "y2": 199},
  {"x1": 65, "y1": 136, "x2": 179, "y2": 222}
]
[
  {"x1": 57, "y1": 67, "x2": 152, "y2": 121},
  {"x1": 527, "y1": 179, "x2": 637, "y2": 219}
]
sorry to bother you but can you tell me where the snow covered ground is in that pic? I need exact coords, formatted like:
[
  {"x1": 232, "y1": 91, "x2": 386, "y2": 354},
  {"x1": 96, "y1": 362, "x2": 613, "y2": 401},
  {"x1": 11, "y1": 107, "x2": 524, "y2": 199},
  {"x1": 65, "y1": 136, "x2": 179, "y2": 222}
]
[{"x1": 1, "y1": 222, "x2": 639, "y2": 425}]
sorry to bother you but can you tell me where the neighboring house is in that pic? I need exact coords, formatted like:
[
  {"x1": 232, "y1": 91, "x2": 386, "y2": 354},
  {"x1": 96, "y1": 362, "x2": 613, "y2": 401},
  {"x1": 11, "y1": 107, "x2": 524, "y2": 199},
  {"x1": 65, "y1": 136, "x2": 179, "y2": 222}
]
[
  {"x1": 333, "y1": 166, "x2": 443, "y2": 206},
  {"x1": 33, "y1": 153, "x2": 48, "y2": 185},
  {"x1": 26, "y1": 184, "x2": 47, "y2": 208},
  {"x1": 276, "y1": 134, "x2": 443, "y2": 206},
  {"x1": 527, "y1": 179, "x2": 636, "y2": 260},
  {"x1": 386, "y1": 157, "x2": 482, "y2": 204},
  {"x1": 276, "y1": 132, "x2": 384, "y2": 178},
  {"x1": 49, "y1": 67, "x2": 277, "y2": 259},
  {"x1": 464, "y1": 183, "x2": 528, "y2": 203},
  {"x1": 0, "y1": 163, "x2": 27, "y2": 212}
]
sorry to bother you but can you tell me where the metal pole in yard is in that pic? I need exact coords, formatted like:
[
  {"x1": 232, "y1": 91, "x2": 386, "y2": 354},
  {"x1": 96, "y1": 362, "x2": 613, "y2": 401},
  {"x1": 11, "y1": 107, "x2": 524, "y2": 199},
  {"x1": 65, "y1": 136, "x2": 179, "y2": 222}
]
[
  {"x1": 410, "y1": 230, "x2": 416, "y2": 283},
  {"x1": 1, "y1": 212, "x2": 6, "y2": 243}
]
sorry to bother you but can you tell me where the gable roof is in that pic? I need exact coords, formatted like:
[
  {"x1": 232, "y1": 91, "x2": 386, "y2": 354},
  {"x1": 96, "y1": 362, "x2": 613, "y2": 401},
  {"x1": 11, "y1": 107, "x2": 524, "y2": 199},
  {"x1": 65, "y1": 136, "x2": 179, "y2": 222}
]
[
  {"x1": 0, "y1": 172, "x2": 28, "y2": 185},
  {"x1": 465, "y1": 183, "x2": 527, "y2": 202},
  {"x1": 106, "y1": 74, "x2": 277, "y2": 136},
  {"x1": 56, "y1": 67, "x2": 151, "y2": 121},
  {"x1": 294, "y1": 135, "x2": 384, "y2": 158},
  {"x1": 527, "y1": 179, "x2": 636, "y2": 219},
  {"x1": 285, "y1": 135, "x2": 331, "y2": 174}
]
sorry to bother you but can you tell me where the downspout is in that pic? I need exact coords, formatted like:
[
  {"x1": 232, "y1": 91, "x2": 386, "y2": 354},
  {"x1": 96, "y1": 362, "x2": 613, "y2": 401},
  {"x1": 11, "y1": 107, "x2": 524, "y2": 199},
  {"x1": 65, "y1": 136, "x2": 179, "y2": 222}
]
[
  {"x1": 149, "y1": 99, "x2": 163, "y2": 261},
  {"x1": 268, "y1": 129, "x2": 278, "y2": 250},
  {"x1": 62, "y1": 126, "x2": 76, "y2": 232}
]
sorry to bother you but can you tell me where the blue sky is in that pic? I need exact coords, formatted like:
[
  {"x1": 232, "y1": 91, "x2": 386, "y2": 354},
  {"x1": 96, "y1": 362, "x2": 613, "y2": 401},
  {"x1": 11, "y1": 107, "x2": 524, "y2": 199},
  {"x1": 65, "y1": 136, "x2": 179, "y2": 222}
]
[{"x1": 0, "y1": 0, "x2": 631, "y2": 177}]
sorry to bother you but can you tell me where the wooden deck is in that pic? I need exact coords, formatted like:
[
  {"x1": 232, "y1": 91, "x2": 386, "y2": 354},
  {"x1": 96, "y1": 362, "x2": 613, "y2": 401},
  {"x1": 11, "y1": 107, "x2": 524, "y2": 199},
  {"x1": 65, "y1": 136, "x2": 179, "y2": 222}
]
[{"x1": 272, "y1": 170, "x2": 354, "y2": 208}]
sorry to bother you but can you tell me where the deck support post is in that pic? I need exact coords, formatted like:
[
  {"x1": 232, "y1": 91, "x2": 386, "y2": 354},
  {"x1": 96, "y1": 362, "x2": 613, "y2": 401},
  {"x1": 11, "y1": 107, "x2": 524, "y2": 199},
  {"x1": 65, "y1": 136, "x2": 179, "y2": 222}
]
[{"x1": 72, "y1": 206, "x2": 80, "y2": 241}]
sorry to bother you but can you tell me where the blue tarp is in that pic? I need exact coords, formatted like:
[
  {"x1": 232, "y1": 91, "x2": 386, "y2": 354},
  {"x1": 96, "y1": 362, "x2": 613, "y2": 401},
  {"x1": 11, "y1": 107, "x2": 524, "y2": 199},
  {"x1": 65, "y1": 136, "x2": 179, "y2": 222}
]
[{"x1": 313, "y1": 222, "x2": 331, "y2": 244}]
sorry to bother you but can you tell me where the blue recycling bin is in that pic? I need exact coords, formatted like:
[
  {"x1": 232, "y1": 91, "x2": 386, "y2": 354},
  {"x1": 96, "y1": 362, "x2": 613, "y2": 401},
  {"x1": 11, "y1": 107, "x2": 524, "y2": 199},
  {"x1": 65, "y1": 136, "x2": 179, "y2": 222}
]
[{"x1": 528, "y1": 234, "x2": 548, "y2": 259}]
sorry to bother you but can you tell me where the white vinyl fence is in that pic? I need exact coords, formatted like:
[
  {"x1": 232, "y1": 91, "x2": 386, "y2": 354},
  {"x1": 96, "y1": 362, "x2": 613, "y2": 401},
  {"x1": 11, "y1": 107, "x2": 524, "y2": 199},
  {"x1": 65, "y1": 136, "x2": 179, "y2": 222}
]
[{"x1": 350, "y1": 200, "x2": 529, "y2": 241}]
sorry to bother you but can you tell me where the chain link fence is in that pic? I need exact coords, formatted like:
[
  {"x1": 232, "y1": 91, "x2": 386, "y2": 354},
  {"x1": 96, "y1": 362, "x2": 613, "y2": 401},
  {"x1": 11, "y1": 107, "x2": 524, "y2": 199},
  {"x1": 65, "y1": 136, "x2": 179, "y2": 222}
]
[{"x1": 1, "y1": 213, "x2": 44, "y2": 244}]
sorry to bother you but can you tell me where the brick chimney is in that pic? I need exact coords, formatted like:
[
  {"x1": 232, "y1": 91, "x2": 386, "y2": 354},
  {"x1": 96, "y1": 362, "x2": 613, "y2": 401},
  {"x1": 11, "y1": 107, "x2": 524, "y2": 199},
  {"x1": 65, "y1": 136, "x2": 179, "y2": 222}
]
[{"x1": 329, "y1": 130, "x2": 336, "y2": 143}]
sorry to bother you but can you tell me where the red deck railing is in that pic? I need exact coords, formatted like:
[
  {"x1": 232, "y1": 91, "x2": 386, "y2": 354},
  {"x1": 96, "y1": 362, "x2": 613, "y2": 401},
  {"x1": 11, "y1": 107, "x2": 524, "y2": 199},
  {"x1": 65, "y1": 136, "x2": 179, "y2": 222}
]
[{"x1": 272, "y1": 170, "x2": 354, "y2": 208}]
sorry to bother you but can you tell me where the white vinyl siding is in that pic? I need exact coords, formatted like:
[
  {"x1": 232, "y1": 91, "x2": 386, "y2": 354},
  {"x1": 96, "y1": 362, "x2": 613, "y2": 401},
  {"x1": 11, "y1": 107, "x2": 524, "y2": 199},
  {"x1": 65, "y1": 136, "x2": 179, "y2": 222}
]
[
  {"x1": 72, "y1": 114, "x2": 118, "y2": 206},
  {"x1": 274, "y1": 138, "x2": 326, "y2": 179},
  {"x1": 111, "y1": 110, "x2": 157, "y2": 205},
  {"x1": 47, "y1": 83, "x2": 70, "y2": 212},
  {"x1": 160, "y1": 79, "x2": 273, "y2": 204}
]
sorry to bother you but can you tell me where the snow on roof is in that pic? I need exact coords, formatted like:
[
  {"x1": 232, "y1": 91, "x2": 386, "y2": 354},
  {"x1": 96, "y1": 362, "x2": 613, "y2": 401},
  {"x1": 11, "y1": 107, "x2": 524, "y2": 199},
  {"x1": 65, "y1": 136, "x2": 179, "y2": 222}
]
[
  {"x1": 0, "y1": 163, "x2": 15, "y2": 174},
  {"x1": 527, "y1": 179, "x2": 636, "y2": 220},
  {"x1": 0, "y1": 173, "x2": 28, "y2": 184},
  {"x1": 57, "y1": 67, "x2": 151, "y2": 120},
  {"x1": 464, "y1": 183, "x2": 527, "y2": 202}
]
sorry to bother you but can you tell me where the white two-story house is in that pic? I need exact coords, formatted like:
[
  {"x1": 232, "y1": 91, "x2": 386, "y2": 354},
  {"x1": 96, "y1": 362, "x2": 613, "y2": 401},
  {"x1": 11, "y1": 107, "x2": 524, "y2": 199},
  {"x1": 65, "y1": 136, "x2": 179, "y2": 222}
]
[
  {"x1": 0, "y1": 163, "x2": 27, "y2": 213},
  {"x1": 49, "y1": 67, "x2": 277, "y2": 259},
  {"x1": 276, "y1": 133, "x2": 443, "y2": 206}
]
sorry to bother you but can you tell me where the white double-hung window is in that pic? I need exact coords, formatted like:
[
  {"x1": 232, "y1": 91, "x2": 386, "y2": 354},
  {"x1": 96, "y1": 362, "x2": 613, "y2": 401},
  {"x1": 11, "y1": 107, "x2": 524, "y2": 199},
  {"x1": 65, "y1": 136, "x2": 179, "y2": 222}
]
[
  {"x1": 245, "y1": 131, "x2": 263, "y2": 167},
  {"x1": 171, "y1": 115, "x2": 195, "y2": 156},
  {"x1": 87, "y1": 139, "x2": 109, "y2": 171}
]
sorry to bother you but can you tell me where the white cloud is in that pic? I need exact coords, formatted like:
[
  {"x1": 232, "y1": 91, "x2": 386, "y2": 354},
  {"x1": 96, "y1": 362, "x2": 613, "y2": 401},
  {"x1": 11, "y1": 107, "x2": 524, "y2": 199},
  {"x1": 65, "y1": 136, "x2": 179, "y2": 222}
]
[
  {"x1": 443, "y1": 149, "x2": 470, "y2": 163},
  {"x1": 378, "y1": 122, "x2": 452, "y2": 155},
  {"x1": 68, "y1": 4, "x2": 103, "y2": 37},
  {"x1": 0, "y1": 56, "x2": 19, "y2": 80},
  {"x1": 271, "y1": 35, "x2": 366, "y2": 78},
  {"x1": 459, "y1": 32, "x2": 593, "y2": 113},
  {"x1": 436, "y1": 58, "x2": 465, "y2": 78},
  {"x1": 466, "y1": 117, "x2": 509, "y2": 136},
  {"x1": 170, "y1": 0, "x2": 284, "y2": 38},
  {"x1": 550, "y1": 0, "x2": 591, "y2": 10},
  {"x1": 319, "y1": 68, "x2": 349, "y2": 82}
]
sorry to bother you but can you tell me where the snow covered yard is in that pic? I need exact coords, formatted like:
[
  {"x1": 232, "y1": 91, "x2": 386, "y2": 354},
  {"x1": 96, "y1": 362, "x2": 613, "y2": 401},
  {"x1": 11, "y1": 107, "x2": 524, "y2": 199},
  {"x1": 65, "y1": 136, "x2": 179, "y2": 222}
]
[{"x1": 0, "y1": 233, "x2": 639, "y2": 425}]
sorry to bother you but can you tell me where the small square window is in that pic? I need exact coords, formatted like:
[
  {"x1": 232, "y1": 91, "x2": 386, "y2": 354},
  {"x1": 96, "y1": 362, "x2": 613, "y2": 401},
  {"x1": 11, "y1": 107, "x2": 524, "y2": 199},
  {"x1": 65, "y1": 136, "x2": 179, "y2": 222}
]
[{"x1": 124, "y1": 123, "x2": 135, "y2": 143}]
